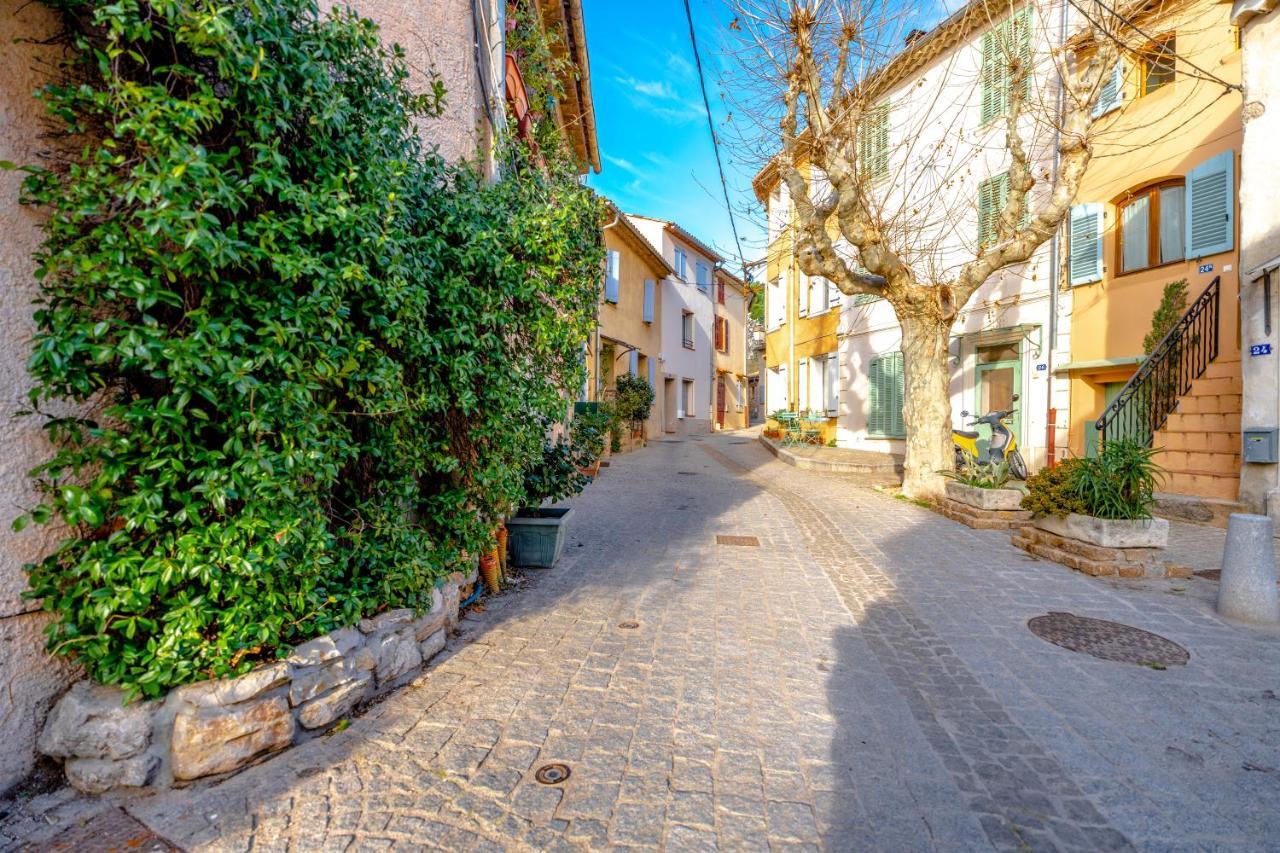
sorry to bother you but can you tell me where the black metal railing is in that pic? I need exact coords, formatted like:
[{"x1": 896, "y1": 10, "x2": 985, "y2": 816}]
[{"x1": 1095, "y1": 276, "x2": 1220, "y2": 447}]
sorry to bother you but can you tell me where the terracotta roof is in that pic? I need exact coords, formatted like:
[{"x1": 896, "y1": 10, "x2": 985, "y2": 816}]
[
  {"x1": 537, "y1": 0, "x2": 601, "y2": 173},
  {"x1": 604, "y1": 202, "x2": 674, "y2": 278},
  {"x1": 625, "y1": 214, "x2": 725, "y2": 265}
]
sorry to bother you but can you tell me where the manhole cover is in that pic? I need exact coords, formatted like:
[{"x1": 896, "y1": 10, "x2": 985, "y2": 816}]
[
  {"x1": 617, "y1": 620, "x2": 640, "y2": 629},
  {"x1": 535, "y1": 763, "x2": 571, "y2": 785},
  {"x1": 43, "y1": 807, "x2": 179, "y2": 851},
  {"x1": 716, "y1": 535, "x2": 760, "y2": 547},
  {"x1": 1028, "y1": 612, "x2": 1189, "y2": 667}
]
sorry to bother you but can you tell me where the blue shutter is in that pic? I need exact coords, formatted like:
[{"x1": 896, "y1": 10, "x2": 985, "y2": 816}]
[
  {"x1": 604, "y1": 250, "x2": 620, "y2": 303},
  {"x1": 1069, "y1": 203, "x2": 1104, "y2": 285},
  {"x1": 629, "y1": 349, "x2": 639, "y2": 375},
  {"x1": 1185, "y1": 150, "x2": 1234, "y2": 257},
  {"x1": 1093, "y1": 61, "x2": 1123, "y2": 117},
  {"x1": 642, "y1": 278, "x2": 655, "y2": 323},
  {"x1": 647, "y1": 357, "x2": 655, "y2": 387}
]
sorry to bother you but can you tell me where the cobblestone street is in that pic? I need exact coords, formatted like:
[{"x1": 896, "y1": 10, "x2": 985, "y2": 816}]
[{"x1": 7, "y1": 432, "x2": 1280, "y2": 851}]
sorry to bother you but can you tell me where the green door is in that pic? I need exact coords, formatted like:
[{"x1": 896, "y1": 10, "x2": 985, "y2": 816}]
[{"x1": 975, "y1": 354, "x2": 1022, "y2": 452}]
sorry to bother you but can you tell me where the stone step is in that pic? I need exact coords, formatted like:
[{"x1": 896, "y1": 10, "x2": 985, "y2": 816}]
[
  {"x1": 1170, "y1": 393, "x2": 1241, "y2": 415},
  {"x1": 1159, "y1": 411, "x2": 1241, "y2": 434},
  {"x1": 1200, "y1": 358, "x2": 1242, "y2": 380},
  {"x1": 1154, "y1": 450, "x2": 1240, "y2": 476},
  {"x1": 1153, "y1": 429, "x2": 1239, "y2": 455},
  {"x1": 1161, "y1": 469, "x2": 1239, "y2": 500}
]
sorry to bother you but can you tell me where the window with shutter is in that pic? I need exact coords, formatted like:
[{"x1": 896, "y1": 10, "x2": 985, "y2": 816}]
[
  {"x1": 647, "y1": 357, "x2": 655, "y2": 388},
  {"x1": 642, "y1": 279, "x2": 655, "y2": 323},
  {"x1": 858, "y1": 102, "x2": 891, "y2": 182},
  {"x1": 827, "y1": 278, "x2": 840, "y2": 309},
  {"x1": 977, "y1": 172, "x2": 1023, "y2": 248},
  {"x1": 868, "y1": 352, "x2": 906, "y2": 437},
  {"x1": 825, "y1": 352, "x2": 839, "y2": 417},
  {"x1": 798, "y1": 271, "x2": 809, "y2": 316},
  {"x1": 628, "y1": 349, "x2": 639, "y2": 375},
  {"x1": 1069, "y1": 203, "x2": 1104, "y2": 285},
  {"x1": 717, "y1": 281, "x2": 725, "y2": 304},
  {"x1": 810, "y1": 275, "x2": 830, "y2": 314},
  {"x1": 695, "y1": 261, "x2": 710, "y2": 292},
  {"x1": 809, "y1": 358, "x2": 825, "y2": 417},
  {"x1": 674, "y1": 247, "x2": 687, "y2": 279},
  {"x1": 723, "y1": 319, "x2": 730, "y2": 355},
  {"x1": 980, "y1": 8, "x2": 1032, "y2": 125},
  {"x1": 1185, "y1": 150, "x2": 1234, "y2": 258},
  {"x1": 604, "y1": 250, "x2": 620, "y2": 303},
  {"x1": 853, "y1": 293, "x2": 880, "y2": 306}
]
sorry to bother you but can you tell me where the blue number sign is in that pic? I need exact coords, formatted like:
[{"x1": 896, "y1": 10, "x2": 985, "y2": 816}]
[{"x1": 1251, "y1": 344, "x2": 1273, "y2": 357}]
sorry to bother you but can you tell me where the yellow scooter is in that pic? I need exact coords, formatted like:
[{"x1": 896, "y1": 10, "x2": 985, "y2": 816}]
[{"x1": 952, "y1": 394, "x2": 1028, "y2": 480}]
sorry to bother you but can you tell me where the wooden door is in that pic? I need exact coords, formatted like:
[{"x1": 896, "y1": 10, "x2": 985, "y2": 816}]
[{"x1": 716, "y1": 376, "x2": 727, "y2": 427}]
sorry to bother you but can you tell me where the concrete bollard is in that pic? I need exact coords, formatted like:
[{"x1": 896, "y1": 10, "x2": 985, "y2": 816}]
[{"x1": 1217, "y1": 513, "x2": 1280, "y2": 624}]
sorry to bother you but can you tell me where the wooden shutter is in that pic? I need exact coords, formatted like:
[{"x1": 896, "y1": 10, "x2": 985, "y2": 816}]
[
  {"x1": 647, "y1": 357, "x2": 655, "y2": 387},
  {"x1": 605, "y1": 250, "x2": 620, "y2": 302},
  {"x1": 824, "y1": 352, "x2": 839, "y2": 417},
  {"x1": 629, "y1": 349, "x2": 639, "y2": 375},
  {"x1": 1093, "y1": 60, "x2": 1124, "y2": 117},
  {"x1": 858, "y1": 102, "x2": 890, "y2": 181},
  {"x1": 798, "y1": 358, "x2": 809, "y2": 411},
  {"x1": 798, "y1": 271, "x2": 809, "y2": 316},
  {"x1": 717, "y1": 281, "x2": 725, "y2": 304},
  {"x1": 1185, "y1": 150, "x2": 1234, "y2": 257},
  {"x1": 642, "y1": 278, "x2": 655, "y2": 322},
  {"x1": 978, "y1": 177, "x2": 996, "y2": 247},
  {"x1": 868, "y1": 352, "x2": 905, "y2": 437},
  {"x1": 1069, "y1": 203, "x2": 1104, "y2": 285},
  {"x1": 980, "y1": 29, "x2": 1000, "y2": 125}
]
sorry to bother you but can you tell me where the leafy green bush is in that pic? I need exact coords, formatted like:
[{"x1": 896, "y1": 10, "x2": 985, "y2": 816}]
[
  {"x1": 1021, "y1": 458, "x2": 1088, "y2": 518},
  {"x1": 614, "y1": 374, "x2": 655, "y2": 425},
  {"x1": 570, "y1": 406, "x2": 612, "y2": 465},
  {"x1": 522, "y1": 438, "x2": 590, "y2": 508},
  {"x1": 1022, "y1": 442, "x2": 1163, "y2": 520},
  {"x1": 1072, "y1": 440, "x2": 1163, "y2": 520},
  {"x1": 16, "y1": 0, "x2": 603, "y2": 695},
  {"x1": 945, "y1": 456, "x2": 1012, "y2": 489}
]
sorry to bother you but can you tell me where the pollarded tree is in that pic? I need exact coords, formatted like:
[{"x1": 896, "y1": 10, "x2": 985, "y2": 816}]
[{"x1": 729, "y1": 0, "x2": 1130, "y2": 497}]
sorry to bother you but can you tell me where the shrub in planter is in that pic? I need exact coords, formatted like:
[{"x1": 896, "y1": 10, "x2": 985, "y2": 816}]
[
  {"x1": 942, "y1": 458, "x2": 1024, "y2": 512},
  {"x1": 946, "y1": 457, "x2": 1013, "y2": 490},
  {"x1": 1022, "y1": 459, "x2": 1089, "y2": 519},
  {"x1": 508, "y1": 438, "x2": 585, "y2": 568}
]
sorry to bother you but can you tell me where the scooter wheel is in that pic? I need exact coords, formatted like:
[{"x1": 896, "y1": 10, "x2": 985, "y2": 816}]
[{"x1": 1009, "y1": 451, "x2": 1028, "y2": 481}]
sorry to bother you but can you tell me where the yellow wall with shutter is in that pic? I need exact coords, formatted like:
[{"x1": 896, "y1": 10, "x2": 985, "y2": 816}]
[{"x1": 1065, "y1": 0, "x2": 1242, "y2": 458}]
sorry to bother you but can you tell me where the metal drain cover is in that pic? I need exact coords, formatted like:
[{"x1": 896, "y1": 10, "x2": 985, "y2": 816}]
[
  {"x1": 1028, "y1": 612, "x2": 1189, "y2": 667},
  {"x1": 716, "y1": 535, "x2": 760, "y2": 547},
  {"x1": 535, "y1": 763, "x2": 571, "y2": 785}
]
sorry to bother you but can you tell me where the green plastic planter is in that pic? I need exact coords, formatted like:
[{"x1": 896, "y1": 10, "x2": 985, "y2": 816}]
[{"x1": 506, "y1": 507, "x2": 574, "y2": 568}]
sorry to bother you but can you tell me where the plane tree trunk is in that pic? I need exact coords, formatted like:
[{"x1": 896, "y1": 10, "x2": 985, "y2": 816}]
[{"x1": 899, "y1": 314, "x2": 954, "y2": 499}]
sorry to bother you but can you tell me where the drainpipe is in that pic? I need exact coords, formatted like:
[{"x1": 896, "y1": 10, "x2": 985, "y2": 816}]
[{"x1": 1044, "y1": 0, "x2": 1069, "y2": 467}]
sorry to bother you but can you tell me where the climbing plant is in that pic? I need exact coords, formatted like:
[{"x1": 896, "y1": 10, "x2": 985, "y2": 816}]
[{"x1": 15, "y1": 0, "x2": 604, "y2": 696}]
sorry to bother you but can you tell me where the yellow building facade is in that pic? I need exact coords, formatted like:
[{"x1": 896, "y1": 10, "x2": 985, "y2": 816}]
[
  {"x1": 713, "y1": 269, "x2": 750, "y2": 430},
  {"x1": 586, "y1": 210, "x2": 672, "y2": 446},
  {"x1": 1063, "y1": 0, "x2": 1243, "y2": 504}
]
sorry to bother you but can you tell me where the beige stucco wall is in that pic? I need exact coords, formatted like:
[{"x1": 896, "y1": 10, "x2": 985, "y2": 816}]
[
  {"x1": 0, "y1": 0, "x2": 83, "y2": 795},
  {"x1": 1238, "y1": 8, "x2": 1280, "y2": 511},
  {"x1": 714, "y1": 279, "x2": 749, "y2": 430},
  {"x1": 340, "y1": 0, "x2": 492, "y2": 169},
  {"x1": 589, "y1": 226, "x2": 666, "y2": 442}
]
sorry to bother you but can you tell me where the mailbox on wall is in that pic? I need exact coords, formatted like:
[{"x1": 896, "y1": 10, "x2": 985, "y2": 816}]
[{"x1": 1243, "y1": 428, "x2": 1280, "y2": 464}]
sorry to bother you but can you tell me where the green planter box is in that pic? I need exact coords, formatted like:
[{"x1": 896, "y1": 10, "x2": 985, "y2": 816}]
[{"x1": 506, "y1": 507, "x2": 574, "y2": 568}]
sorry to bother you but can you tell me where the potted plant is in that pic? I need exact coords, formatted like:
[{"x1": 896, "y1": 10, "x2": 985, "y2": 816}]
[
  {"x1": 613, "y1": 373, "x2": 655, "y2": 450},
  {"x1": 763, "y1": 409, "x2": 788, "y2": 440},
  {"x1": 570, "y1": 404, "x2": 610, "y2": 477},
  {"x1": 1022, "y1": 441, "x2": 1167, "y2": 547},
  {"x1": 506, "y1": 438, "x2": 589, "y2": 568}
]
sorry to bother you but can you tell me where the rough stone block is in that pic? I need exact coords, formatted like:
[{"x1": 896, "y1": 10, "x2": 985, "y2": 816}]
[
  {"x1": 419, "y1": 628, "x2": 447, "y2": 663},
  {"x1": 38, "y1": 682, "x2": 156, "y2": 760},
  {"x1": 359, "y1": 608, "x2": 415, "y2": 634},
  {"x1": 287, "y1": 627, "x2": 363, "y2": 666},
  {"x1": 171, "y1": 695, "x2": 295, "y2": 781},
  {"x1": 374, "y1": 628, "x2": 422, "y2": 684},
  {"x1": 65, "y1": 754, "x2": 158, "y2": 794},
  {"x1": 1162, "y1": 562, "x2": 1194, "y2": 579},
  {"x1": 944, "y1": 482, "x2": 1026, "y2": 511},
  {"x1": 1034, "y1": 513, "x2": 1168, "y2": 549},
  {"x1": 297, "y1": 674, "x2": 372, "y2": 730},
  {"x1": 290, "y1": 656, "x2": 371, "y2": 707},
  {"x1": 173, "y1": 661, "x2": 290, "y2": 709}
]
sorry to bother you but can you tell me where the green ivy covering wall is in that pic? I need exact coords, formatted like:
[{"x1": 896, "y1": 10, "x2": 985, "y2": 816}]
[{"x1": 15, "y1": 0, "x2": 605, "y2": 696}]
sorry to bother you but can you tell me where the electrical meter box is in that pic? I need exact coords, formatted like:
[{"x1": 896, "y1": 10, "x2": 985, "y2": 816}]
[{"x1": 1243, "y1": 428, "x2": 1280, "y2": 464}]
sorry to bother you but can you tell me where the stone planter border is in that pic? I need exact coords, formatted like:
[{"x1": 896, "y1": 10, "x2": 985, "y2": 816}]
[
  {"x1": 1012, "y1": 515, "x2": 1187, "y2": 580},
  {"x1": 38, "y1": 568, "x2": 477, "y2": 794},
  {"x1": 937, "y1": 482, "x2": 1032, "y2": 530}
]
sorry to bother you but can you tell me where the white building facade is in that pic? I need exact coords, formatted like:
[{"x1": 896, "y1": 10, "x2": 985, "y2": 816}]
[
  {"x1": 627, "y1": 216, "x2": 721, "y2": 435},
  {"x1": 762, "y1": 1, "x2": 1073, "y2": 472}
]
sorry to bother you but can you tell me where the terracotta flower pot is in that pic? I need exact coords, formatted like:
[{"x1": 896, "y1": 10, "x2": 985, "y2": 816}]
[
  {"x1": 494, "y1": 527, "x2": 509, "y2": 578},
  {"x1": 479, "y1": 551, "x2": 500, "y2": 594}
]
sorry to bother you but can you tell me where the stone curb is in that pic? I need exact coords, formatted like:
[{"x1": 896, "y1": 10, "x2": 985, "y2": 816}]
[
  {"x1": 757, "y1": 434, "x2": 903, "y2": 476},
  {"x1": 37, "y1": 568, "x2": 479, "y2": 794}
]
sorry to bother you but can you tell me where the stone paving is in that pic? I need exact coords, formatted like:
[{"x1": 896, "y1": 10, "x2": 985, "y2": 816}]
[{"x1": 4, "y1": 431, "x2": 1280, "y2": 851}]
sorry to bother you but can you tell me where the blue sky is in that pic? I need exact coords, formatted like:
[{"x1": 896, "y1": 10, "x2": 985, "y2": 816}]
[{"x1": 580, "y1": 0, "x2": 763, "y2": 270}]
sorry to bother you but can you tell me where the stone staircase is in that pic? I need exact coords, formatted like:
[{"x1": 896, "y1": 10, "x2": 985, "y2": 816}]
[{"x1": 1152, "y1": 356, "x2": 1241, "y2": 502}]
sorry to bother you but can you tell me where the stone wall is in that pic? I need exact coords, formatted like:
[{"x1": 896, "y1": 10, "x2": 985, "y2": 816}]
[
  {"x1": 0, "y1": 0, "x2": 83, "y2": 795},
  {"x1": 39, "y1": 570, "x2": 475, "y2": 794}
]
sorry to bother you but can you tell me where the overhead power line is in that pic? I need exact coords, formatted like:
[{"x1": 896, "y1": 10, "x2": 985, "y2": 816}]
[{"x1": 681, "y1": 0, "x2": 752, "y2": 283}]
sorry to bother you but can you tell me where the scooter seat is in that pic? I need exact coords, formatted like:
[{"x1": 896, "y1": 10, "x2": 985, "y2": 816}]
[{"x1": 953, "y1": 430, "x2": 980, "y2": 440}]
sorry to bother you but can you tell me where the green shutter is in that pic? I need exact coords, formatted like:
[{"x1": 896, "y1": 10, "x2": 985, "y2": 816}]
[
  {"x1": 868, "y1": 352, "x2": 905, "y2": 438},
  {"x1": 1069, "y1": 203, "x2": 1104, "y2": 285},
  {"x1": 854, "y1": 293, "x2": 880, "y2": 306},
  {"x1": 980, "y1": 29, "x2": 1000, "y2": 125},
  {"x1": 981, "y1": 7, "x2": 1032, "y2": 124},
  {"x1": 859, "y1": 102, "x2": 891, "y2": 182}
]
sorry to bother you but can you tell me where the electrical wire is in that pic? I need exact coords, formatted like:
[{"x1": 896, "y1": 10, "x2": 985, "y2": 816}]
[{"x1": 681, "y1": 0, "x2": 752, "y2": 286}]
